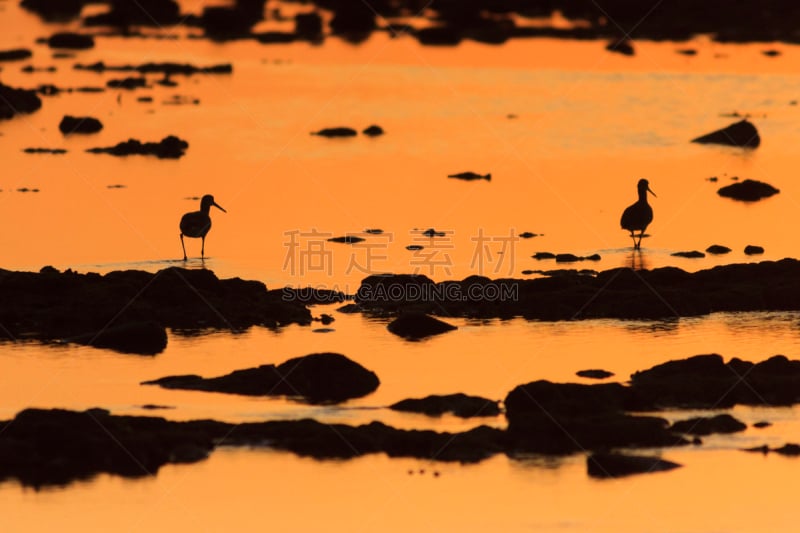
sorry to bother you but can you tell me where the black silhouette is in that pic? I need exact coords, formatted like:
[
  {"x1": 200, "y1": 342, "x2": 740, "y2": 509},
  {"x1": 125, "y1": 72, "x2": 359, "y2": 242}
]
[
  {"x1": 180, "y1": 195, "x2": 226, "y2": 260},
  {"x1": 620, "y1": 178, "x2": 656, "y2": 249}
]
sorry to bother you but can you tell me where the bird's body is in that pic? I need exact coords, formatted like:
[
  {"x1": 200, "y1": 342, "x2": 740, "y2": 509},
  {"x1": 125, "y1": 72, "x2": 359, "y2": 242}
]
[
  {"x1": 620, "y1": 179, "x2": 655, "y2": 249},
  {"x1": 180, "y1": 195, "x2": 226, "y2": 260}
]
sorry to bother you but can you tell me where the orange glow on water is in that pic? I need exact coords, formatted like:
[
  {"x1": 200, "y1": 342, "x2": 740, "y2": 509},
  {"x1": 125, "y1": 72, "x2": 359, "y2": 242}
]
[{"x1": 3, "y1": 4, "x2": 800, "y2": 532}]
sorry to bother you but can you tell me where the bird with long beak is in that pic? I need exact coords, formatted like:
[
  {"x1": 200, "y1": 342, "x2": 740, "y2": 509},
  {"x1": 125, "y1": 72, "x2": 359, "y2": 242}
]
[
  {"x1": 620, "y1": 179, "x2": 656, "y2": 250},
  {"x1": 180, "y1": 194, "x2": 226, "y2": 260}
]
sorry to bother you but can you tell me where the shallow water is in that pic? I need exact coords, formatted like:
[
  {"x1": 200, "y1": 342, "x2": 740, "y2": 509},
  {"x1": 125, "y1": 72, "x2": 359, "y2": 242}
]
[{"x1": 3, "y1": 3, "x2": 800, "y2": 531}]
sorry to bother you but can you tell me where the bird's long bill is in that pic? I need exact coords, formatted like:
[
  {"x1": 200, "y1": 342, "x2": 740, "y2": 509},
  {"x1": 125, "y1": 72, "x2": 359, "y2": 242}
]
[
  {"x1": 648, "y1": 186, "x2": 657, "y2": 198},
  {"x1": 213, "y1": 201, "x2": 227, "y2": 213}
]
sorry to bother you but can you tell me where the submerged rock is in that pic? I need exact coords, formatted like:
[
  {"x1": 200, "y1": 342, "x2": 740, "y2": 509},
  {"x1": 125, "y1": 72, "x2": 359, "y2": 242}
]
[
  {"x1": 107, "y1": 77, "x2": 147, "y2": 89},
  {"x1": 576, "y1": 369, "x2": 614, "y2": 379},
  {"x1": 717, "y1": 179, "x2": 779, "y2": 201},
  {"x1": 744, "y1": 245, "x2": 765, "y2": 255},
  {"x1": 328, "y1": 235, "x2": 366, "y2": 244},
  {"x1": 0, "y1": 82, "x2": 42, "y2": 120},
  {"x1": 671, "y1": 250, "x2": 705, "y2": 259},
  {"x1": 47, "y1": 32, "x2": 94, "y2": 50},
  {"x1": 448, "y1": 171, "x2": 491, "y2": 181},
  {"x1": 67, "y1": 320, "x2": 167, "y2": 355},
  {"x1": 606, "y1": 38, "x2": 634, "y2": 56},
  {"x1": 312, "y1": 127, "x2": 358, "y2": 137},
  {"x1": 24, "y1": 147, "x2": 67, "y2": 154},
  {"x1": 706, "y1": 245, "x2": 731, "y2": 255},
  {"x1": 387, "y1": 313, "x2": 457, "y2": 340},
  {"x1": 59, "y1": 115, "x2": 103, "y2": 134},
  {"x1": 587, "y1": 453, "x2": 681, "y2": 478},
  {"x1": 0, "y1": 48, "x2": 32, "y2": 61},
  {"x1": 144, "y1": 352, "x2": 379, "y2": 404},
  {"x1": 75, "y1": 62, "x2": 232, "y2": 76},
  {"x1": 691, "y1": 119, "x2": 760, "y2": 148},
  {"x1": 669, "y1": 414, "x2": 747, "y2": 436},
  {"x1": 390, "y1": 393, "x2": 500, "y2": 418},
  {"x1": 362, "y1": 125, "x2": 384, "y2": 136},
  {"x1": 0, "y1": 408, "x2": 505, "y2": 487},
  {"x1": 0, "y1": 267, "x2": 311, "y2": 355},
  {"x1": 88, "y1": 135, "x2": 188, "y2": 159}
]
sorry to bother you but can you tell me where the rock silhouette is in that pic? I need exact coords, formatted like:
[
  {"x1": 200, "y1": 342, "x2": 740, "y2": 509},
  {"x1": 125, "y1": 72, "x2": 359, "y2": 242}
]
[
  {"x1": 390, "y1": 393, "x2": 500, "y2": 417},
  {"x1": 88, "y1": 136, "x2": 188, "y2": 158},
  {"x1": 144, "y1": 353, "x2": 379, "y2": 403},
  {"x1": 59, "y1": 115, "x2": 103, "y2": 134},
  {"x1": 692, "y1": 119, "x2": 760, "y2": 148},
  {"x1": 717, "y1": 179, "x2": 779, "y2": 201}
]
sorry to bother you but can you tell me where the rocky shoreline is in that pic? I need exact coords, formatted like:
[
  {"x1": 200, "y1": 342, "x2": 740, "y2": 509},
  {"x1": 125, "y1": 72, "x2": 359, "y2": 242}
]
[{"x1": 3, "y1": 352, "x2": 800, "y2": 487}]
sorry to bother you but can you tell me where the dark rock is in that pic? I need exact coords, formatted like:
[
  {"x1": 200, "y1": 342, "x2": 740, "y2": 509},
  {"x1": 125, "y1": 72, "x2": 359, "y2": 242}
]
[
  {"x1": 0, "y1": 49, "x2": 33, "y2": 61},
  {"x1": 0, "y1": 407, "x2": 508, "y2": 487},
  {"x1": 519, "y1": 232, "x2": 537, "y2": 238},
  {"x1": 0, "y1": 82, "x2": 42, "y2": 120},
  {"x1": 328, "y1": 235, "x2": 366, "y2": 244},
  {"x1": 137, "y1": 96, "x2": 153, "y2": 103},
  {"x1": 774, "y1": 444, "x2": 800, "y2": 456},
  {"x1": 329, "y1": 5, "x2": 376, "y2": 39},
  {"x1": 671, "y1": 251, "x2": 705, "y2": 258},
  {"x1": 295, "y1": 12, "x2": 323, "y2": 41},
  {"x1": 706, "y1": 245, "x2": 731, "y2": 255},
  {"x1": 255, "y1": 32, "x2": 296, "y2": 44},
  {"x1": 67, "y1": 320, "x2": 167, "y2": 355},
  {"x1": 505, "y1": 381, "x2": 685, "y2": 454},
  {"x1": 533, "y1": 252, "x2": 556, "y2": 260},
  {"x1": 144, "y1": 352, "x2": 379, "y2": 403},
  {"x1": 448, "y1": 171, "x2": 491, "y2": 181},
  {"x1": 416, "y1": 26, "x2": 463, "y2": 46},
  {"x1": 669, "y1": 414, "x2": 747, "y2": 436},
  {"x1": 390, "y1": 393, "x2": 500, "y2": 418},
  {"x1": 576, "y1": 369, "x2": 614, "y2": 379},
  {"x1": 281, "y1": 287, "x2": 348, "y2": 305},
  {"x1": 21, "y1": 0, "x2": 89, "y2": 21},
  {"x1": 350, "y1": 259, "x2": 800, "y2": 321},
  {"x1": 0, "y1": 267, "x2": 311, "y2": 354},
  {"x1": 718, "y1": 179, "x2": 779, "y2": 201},
  {"x1": 199, "y1": 3, "x2": 264, "y2": 38},
  {"x1": 753, "y1": 421, "x2": 771, "y2": 428},
  {"x1": 362, "y1": 125, "x2": 384, "y2": 136},
  {"x1": 422, "y1": 228, "x2": 446, "y2": 237},
  {"x1": 406, "y1": 245, "x2": 424, "y2": 251},
  {"x1": 556, "y1": 254, "x2": 580, "y2": 263},
  {"x1": 762, "y1": 49, "x2": 781, "y2": 57},
  {"x1": 364, "y1": 228, "x2": 383, "y2": 234},
  {"x1": 744, "y1": 245, "x2": 765, "y2": 255},
  {"x1": 387, "y1": 313, "x2": 457, "y2": 340},
  {"x1": 312, "y1": 127, "x2": 358, "y2": 137},
  {"x1": 75, "y1": 62, "x2": 232, "y2": 76},
  {"x1": 677, "y1": 48, "x2": 697, "y2": 55},
  {"x1": 320, "y1": 314, "x2": 335, "y2": 325},
  {"x1": 606, "y1": 38, "x2": 634, "y2": 56},
  {"x1": 87, "y1": 135, "x2": 188, "y2": 159},
  {"x1": 47, "y1": 32, "x2": 95, "y2": 50},
  {"x1": 83, "y1": 0, "x2": 182, "y2": 27},
  {"x1": 692, "y1": 119, "x2": 760, "y2": 148},
  {"x1": 24, "y1": 147, "x2": 67, "y2": 154},
  {"x1": 107, "y1": 77, "x2": 147, "y2": 89},
  {"x1": 22, "y1": 65, "x2": 57, "y2": 73},
  {"x1": 59, "y1": 115, "x2": 103, "y2": 134},
  {"x1": 587, "y1": 453, "x2": 681, "y2": 478}
]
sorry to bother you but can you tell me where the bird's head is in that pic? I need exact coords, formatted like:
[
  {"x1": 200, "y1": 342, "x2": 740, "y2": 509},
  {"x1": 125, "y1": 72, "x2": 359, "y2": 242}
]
[
  {"x1": 638, "y1": 179, "x2": 656, "y2": 198},
  {"x1": 201, "y1": 194, "x2": 227, "y2": 213}
]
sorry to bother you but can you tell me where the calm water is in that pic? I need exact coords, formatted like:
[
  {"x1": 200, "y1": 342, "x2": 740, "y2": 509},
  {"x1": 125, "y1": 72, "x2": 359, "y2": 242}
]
[{"x1": 2, "y1": 3, "x2": 800, "y2": 531}]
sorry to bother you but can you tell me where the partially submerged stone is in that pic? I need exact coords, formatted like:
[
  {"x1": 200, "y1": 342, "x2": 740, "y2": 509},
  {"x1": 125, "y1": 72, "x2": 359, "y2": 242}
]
[
  {"x1": 387, "y1": 313, "x2": 457, "y2": 340},
  {"x1": 706, "y1": 245, "x2": 731, "y2": 255},
  {"x1": 671, "y1": 250, "x2": 705, "y2": 258},
  {"x1": 312, "y1": 127, "x2": 357, "y2": 137},
  {"x1": 88, "y1": 136, "x2": 188, "y2": 159},
  {"x1": 448, "y1": 171, "x2": 491, "y2": 181},
  {"x1": 669, "y1": 414, "x2": 747, "y2": 436},
  {"x1": 390, "y1": 393, "x2": 500, "y2": 418},
  {"x1": 0, "y1": 48, "x2": 32, "y2": 61},
  {"x1": 0, "y1": 82, "x2": 42, "y2": 120},
  {"x1": 59, "y1": 115, "x2": 103, "y2": 134},
  {"x1": 576, "y1": 369, "x2": 614, "y2": 379},
  {"x1": 692, "y1": 119, "x2": 760, "y2": 148},
  {"x1": 144, "y1": 352, "x2": 379, "y2": 404},
  {"x1": 47, "y1": 32, "x2": 94, "y2": 49},
  {"x1": 587, "y1": 452, "x2": 681, "y2": 478},
  {"x1": 718, "y1": 179, "x2": 779, "y2": 201}
]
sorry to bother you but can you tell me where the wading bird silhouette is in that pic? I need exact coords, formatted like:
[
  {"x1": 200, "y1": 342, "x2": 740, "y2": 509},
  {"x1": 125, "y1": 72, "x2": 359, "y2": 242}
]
[
  {"x1": 180, "y1": 195, "x2": 226, "y2": 260},
  {"x1": 620, "y1": 179, "x2": 656, "y2": 250}
]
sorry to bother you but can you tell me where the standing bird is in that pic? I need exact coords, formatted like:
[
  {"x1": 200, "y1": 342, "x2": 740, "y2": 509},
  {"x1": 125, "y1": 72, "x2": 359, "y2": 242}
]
[
  {"x1": 620, "y1": 179, "x2": 656, "y2": 249},
  {"x1": 180, "y1": 195, "x2": 226, "y2": 260}
]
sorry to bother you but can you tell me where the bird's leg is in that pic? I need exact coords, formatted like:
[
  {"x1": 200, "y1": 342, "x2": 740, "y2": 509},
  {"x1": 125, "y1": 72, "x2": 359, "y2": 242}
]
[
  {"x1": 629, "y1": 231, "x2": 637, "y2": 249},
  {"x1": 201, "y1": 236, "x2": 205, "y2": 259},
  {"x1": 180, "y1": 234, "x2": 187, "y2": 261},
  {"x1": 636, "y1": 231, "x2": 644, "y2": 249}
]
